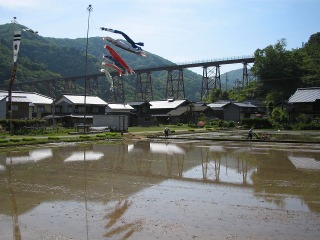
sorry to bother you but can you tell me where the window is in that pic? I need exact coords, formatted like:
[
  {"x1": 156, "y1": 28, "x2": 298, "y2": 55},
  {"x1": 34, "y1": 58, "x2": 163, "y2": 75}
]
[
  {"x1": 144, "y1": 117, "x2": 151, "y2": 122},
  {"x1": 92, "y1": 107, "x2": 99, "y2": 113},
  {"x1": 12, "y1": 105, "x2": 18, "y2": 111},
  {"x1": 77, "y1": 106, "x2": 85, "y2": 113},
  {"x1": 68, "y1": 105, "x2": 73, "y2": 113},
  {"x1": 37, "y1": 105, "x2": 45, "y2": 113}
]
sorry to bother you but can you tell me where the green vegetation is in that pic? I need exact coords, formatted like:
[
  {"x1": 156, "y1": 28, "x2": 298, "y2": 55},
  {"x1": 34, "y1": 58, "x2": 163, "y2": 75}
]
[{"x1": 0, "y1": 23, "x2": 202, "y2": 101}]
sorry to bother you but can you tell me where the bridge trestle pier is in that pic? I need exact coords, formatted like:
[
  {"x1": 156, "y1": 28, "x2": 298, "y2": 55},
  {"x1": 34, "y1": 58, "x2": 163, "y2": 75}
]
[
  {"x1": 201, "y1": 65, "x2": 221, "y2": 100},
  {"x1": 135, "y1": 72, "x2": 153, "y2": 101},
  {"x1": 166, "y1": 69, "x2": 185, "y2": 99},
  {"x1": 108, "y1": 75, "x2": 125, "y2": 103}
]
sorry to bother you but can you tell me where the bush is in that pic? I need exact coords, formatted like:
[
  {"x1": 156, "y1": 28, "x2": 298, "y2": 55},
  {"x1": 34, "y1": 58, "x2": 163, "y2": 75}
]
[
  {"x1": 242, "y1": 118, "x2": 272, "y2": 129},
  {"x1": 22, "y1": 138, "x2": 36, "y2": 141},
  {"x1": 0, "y1": 119, "x2": 47, "y2": 135},
  {"x1": 79, "y1": 135, "x2": 91, "y2": 139},
  {"x1": 10, "y1": 138, "x2": 21, "y2": 142},
  {"x1": 293, "y1": 121, "x2": 320, "y2": 130},
  {"x1": 48, "y1": 136, "x2": 60, "y2": 140}
]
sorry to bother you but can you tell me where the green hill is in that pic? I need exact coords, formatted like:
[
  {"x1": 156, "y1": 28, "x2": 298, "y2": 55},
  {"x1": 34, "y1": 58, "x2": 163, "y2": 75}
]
[{"x1": 0, "y1": 23, "x2": 204, "y2": 102}]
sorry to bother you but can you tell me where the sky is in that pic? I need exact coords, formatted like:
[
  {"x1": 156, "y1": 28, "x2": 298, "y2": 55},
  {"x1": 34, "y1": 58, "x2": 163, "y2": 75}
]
[{"x1": 1, "y1": 0, "x2": 320, "y2": 74}]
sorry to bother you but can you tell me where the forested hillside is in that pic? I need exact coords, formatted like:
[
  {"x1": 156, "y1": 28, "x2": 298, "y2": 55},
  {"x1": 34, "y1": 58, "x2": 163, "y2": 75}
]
[
  {"x1": 2, "y1": 22, "x2": 318, "y2": 104},
  {"x1": 0, "y1": 23, "x2": 204, "y2": 101}
]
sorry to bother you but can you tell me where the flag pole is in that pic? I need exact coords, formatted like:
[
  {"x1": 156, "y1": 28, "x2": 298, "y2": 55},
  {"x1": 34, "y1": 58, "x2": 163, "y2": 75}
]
[
  {"x1": 83, "y1": 4, "x2": 93, "y2": 132},
  {"x1": 8, "y1": 17, "x2": 21, "y2": 135}
]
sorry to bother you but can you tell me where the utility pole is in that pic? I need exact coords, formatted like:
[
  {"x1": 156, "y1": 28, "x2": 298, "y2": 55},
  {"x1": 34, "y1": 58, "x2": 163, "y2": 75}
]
[{"x1": 225, "y1": 73, "x2": 228, "y2": 92}]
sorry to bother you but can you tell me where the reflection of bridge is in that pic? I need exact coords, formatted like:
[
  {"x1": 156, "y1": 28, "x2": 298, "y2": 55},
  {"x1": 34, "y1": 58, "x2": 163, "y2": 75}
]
[{"x1": 0, "y1": 56, "x2": 254, "y2": 102}]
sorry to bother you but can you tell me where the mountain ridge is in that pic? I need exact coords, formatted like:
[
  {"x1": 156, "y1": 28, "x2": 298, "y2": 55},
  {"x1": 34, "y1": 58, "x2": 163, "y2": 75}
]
[{"x1": 0, "y1": 23, "x2": 243, "y2": 102}]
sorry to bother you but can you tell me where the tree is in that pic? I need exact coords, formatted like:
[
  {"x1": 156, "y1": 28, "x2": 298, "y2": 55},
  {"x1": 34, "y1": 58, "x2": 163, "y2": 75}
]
[
  {"x1": 228, "y1": 81, "x2": 262, "y2": 102},
  {"x1": 206, "y1": 88, "x2": 229, "y2": 103},
  {"x1": 271, "y1": 107, "x2": 289, "y2": 128},
  {"x1": 251, "y1": 39, "x2": 303, "y2": 99},
  {"x1": 300, "y1": 32, "x2": 320, "y2": 87}
]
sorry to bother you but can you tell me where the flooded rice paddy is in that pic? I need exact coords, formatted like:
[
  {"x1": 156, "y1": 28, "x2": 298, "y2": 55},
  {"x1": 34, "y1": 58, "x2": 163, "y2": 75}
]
[{"x1": 0, "y1": 138, "x2": 320, "y2": 239}]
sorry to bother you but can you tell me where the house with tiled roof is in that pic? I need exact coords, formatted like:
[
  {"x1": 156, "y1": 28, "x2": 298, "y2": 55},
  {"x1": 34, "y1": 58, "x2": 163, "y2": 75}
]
[
  {"x1": 52, "y1": 94, "x2": 107, "y2": 127},
  {"x1": 167, "y1": 103, "x2": 216, "y2": 124},
  {"x1": 288, "y1": 87, "x2": 320, "y2": 119},
  {"x1": 127, "y1": 101, "x2": 153, "y2": 126},
  {"x1": 208, "y1": 100, "x2": 258, "y2": 122},
  {"x1": 0, "y1": 90, "x2": 53, "y2": 119},
  {"x1": 149, "y1": 98, "x2": 190, "y2": 124},
  {"x1": 223, "y1": 102, "x2": 258, "y2": 122}
]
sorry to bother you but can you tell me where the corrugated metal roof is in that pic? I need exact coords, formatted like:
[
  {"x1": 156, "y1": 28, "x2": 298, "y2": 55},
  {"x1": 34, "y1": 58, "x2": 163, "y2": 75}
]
[
  {"x1": 208, "y1": 103, "x2": 228, "y2": 108},
  {"x1": 11, "y1": 96, "x2": 32, "y2": 103},
  {"x1": 62, "y1": 95, "x2": 107, "y2": 105},
  {"x1": 233, "y1": 102, "x2": 257, "y2": 108},
  {"x1": 150, "y1": 99, "x2": 188, "y2": 109},
  {"x1": 288, "y1": 88, "x2": 320, "y2": 103},
  {"x1": 0, "y1": 91, "x2": 53, "y2": 104},
  {"x1": 107, "y1": 104, "x2": 134, "y2": 110}
]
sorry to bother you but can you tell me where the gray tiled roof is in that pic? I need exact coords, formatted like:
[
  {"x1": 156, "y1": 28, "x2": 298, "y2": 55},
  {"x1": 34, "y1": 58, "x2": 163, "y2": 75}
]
[{"x1": 288, "y1": 88, "x2": 320, "y2": 103}]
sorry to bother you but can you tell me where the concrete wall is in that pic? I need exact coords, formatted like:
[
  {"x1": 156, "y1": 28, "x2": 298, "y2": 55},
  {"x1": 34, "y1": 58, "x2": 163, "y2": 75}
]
[
  {"x1": 224, "y1": 104, "x2": 240, "y2": 122},
  {"x1": 93, "y1": 115, "x2": 129, "y2": 132},
  {"x1": 0, "y1": 98, "x2": 6, "y2": 120}
]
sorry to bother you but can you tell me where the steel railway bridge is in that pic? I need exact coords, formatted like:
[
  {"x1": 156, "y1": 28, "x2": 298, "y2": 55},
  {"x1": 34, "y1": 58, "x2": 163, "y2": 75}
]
[{"x1": 0, "y1": 56, "x2": 255, "y2": 103}]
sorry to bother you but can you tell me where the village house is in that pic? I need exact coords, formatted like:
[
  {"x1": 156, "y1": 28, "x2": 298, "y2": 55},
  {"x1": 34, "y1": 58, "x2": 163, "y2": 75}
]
[
  {"x1": 95, "y1": 103, "x2": 134, "y2": 131},
  {"x1": 52, "y1": 94, "x2": 107, "y2": 127},
  {"x1": 288, "y1": 87, "x2": 320, "y2": 120},
  {"x1": 167, "y1": 102, "x2": 217, "y2": 124},
  {"x1": 149, "y1": 98, "x2": 190, "y2": 124},
  {"x1": 0, "y1": 90, "x2": 53, "y2": 119},
  {"x1": 208, "y1": 101, "x2": 258, "y2": 123},
  {"x1": 224, "y1": 102, "x2": 258, "y2": 122},
  {"x1": 127, "y1": 101, "x2": 153, "y2": 126}
]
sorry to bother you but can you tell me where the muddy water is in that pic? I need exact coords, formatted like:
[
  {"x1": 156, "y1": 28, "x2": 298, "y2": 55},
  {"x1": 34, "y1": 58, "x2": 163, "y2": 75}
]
[{"x1": 0, "y1": 140, "x2": 320, "y2": 240}]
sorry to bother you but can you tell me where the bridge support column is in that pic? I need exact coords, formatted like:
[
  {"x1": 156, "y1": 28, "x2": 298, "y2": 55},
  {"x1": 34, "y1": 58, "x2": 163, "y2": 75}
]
[
  {"x1": 166, "y1": 69, "x2": 185, "y2": 99},
  {"x1": 201, "y1": 65, "x2": 220, "y2": 100},
  {"x1": 242, "y1": 62, "x2": 255, "y2": 87},
  {"x1": 64, "y1": 79, "x2": 77, "y2": 94},
  {"x1": 135, "y1": 72, "x2": 153, "y2": 101},
  {"x1": 108, "y1": 75, "x2": 125, "y2": 103},
  {"x1": 242, "y1": 62, "x2": 249, "y2": 88},
  {"x1": 87, "y1": 76, "x2": 99, "y2": 96}
]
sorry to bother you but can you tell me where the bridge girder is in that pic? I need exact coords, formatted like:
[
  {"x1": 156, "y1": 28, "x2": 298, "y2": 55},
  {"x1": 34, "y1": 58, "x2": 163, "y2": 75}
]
[{"x1": 0, "y1": 56, "x2": 255, "y2": 102}]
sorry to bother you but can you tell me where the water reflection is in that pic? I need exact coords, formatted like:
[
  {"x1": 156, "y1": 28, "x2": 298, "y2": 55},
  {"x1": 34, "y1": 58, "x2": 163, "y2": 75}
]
[
  {"x1": 288, "y1": 156, "x2": 320, "y2": 170},
  {"x1": 6, "y1": 149, "x2": 52, "y2": 165},
  {"x1": 0, "y1": 141, "x2": 319, "y2": 239},
  {"x1": 104, "y1": 200, "x2": 142, "y2": 238},
  {"x1": 64, "y1": 150, "x2": 104, "y2": 162}
]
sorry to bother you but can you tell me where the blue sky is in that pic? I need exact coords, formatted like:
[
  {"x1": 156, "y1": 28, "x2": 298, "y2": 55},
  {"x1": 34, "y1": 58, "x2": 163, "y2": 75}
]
[{"x1": 1, "y1": 0, "x2": 319, "y2": 73}]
